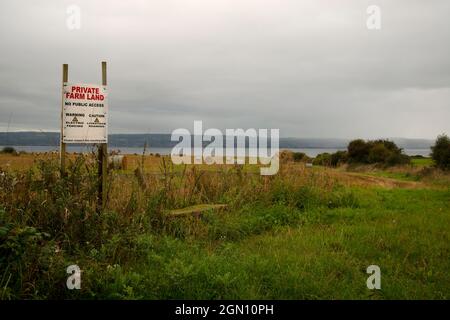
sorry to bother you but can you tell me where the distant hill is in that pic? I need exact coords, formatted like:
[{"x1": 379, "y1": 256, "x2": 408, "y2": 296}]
[{"x1": 0, "y1": 132, "x2": 434, "y2": 150}]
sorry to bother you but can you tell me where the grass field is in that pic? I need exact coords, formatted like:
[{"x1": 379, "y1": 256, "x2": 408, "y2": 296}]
[
  {"x1": 1, "y1": 153, "x2": 449, "y2": 299},
  {"x1": 411, "y1": 157, "x2": 434, "y2": 167},
  {"x1": 83, "y1": 188, "x2": 450, "y2": 300}
]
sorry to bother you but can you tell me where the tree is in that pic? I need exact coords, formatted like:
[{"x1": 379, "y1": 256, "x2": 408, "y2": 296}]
[
  {"x1": 1, "y1": 147, "x2": 16, "y2": 154},
  {"x1": 375, "y1": 139, "x2": 402, "y2": 153},
  {"x1": 347, "y1": 139, "x2": 409, "y2": 166},
  {"x1": 347, "y1": 139, "x2": 370, "y2": 163},
  {"x1": 292, "y1": 152, "x2": 309, "y2": 162},
  {"x1": 368, "y1": 143, "x2": 390, "y2": 163},
  {"x1": 313, "y1": 153, "x2": 332, "y2": 166},
  {"x1": 330, "y1": 151, "x2": 347, "y2": 167},
  {"x1": 431, "y1": 134, "x2": 450, "y2": 170}
]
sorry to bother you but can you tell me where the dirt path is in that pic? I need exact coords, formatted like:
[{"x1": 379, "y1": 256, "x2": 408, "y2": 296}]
[{"x1": 332, "y1": 171, "x2": 425, "y2": 189}]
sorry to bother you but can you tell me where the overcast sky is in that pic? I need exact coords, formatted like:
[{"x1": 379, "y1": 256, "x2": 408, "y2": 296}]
[{"x1": 0, "y1": 0, "x2": 449, "y2": 139}]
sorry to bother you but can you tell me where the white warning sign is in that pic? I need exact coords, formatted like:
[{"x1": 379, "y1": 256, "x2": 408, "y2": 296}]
[{"x1": 62, "y1": 83, "x2": 108, "y2": 143}]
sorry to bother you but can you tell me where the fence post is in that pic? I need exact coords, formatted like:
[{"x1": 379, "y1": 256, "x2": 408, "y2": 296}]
[
  {"x1": 60, "y1": 64, "x2": 68, "y2": 176},
  {"x1": 98, "y1": 61, "x2": 108, "y2": 211}
]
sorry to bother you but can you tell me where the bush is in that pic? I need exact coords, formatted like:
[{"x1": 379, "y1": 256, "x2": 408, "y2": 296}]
[
  {"x1": 1, "y1": 146, "x2": 17, "y2": 154},
  {"x1": 431, "y1": 134, "x2": 450, "y2": 170},
  {"x1": 330, "y1": 151, "x2": 347, "y2": 167},
  {"x1": 347, "y1": 139, "x2": 409, "y2": 166},
  {"x1": 313, "y1": 153, "x2": 331, "y2": 166},
  {"x1": 279, "y1": 150, "x2": 293, "y2": 163},
  {"x1": 347, "y1": 139, "x2": 371, "y2": 163},
  {"x1": 386, "y1": 153, "x2": 410, "y2": 166},
  {"x1": 313, "y1": 151, "x2": 348, "y2": 167},
  {"x1": 292, "y1": 152, "x2": 309, "y2": 162},
  {"x1": 368, "y1": 144, "x2": 391, "y2": 163}
]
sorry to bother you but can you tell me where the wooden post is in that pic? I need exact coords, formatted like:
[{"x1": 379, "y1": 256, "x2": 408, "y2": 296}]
[
  {"x1": 60, "y1": 64, "x2": 68, "y2": 176},
  {"x1": 98, "y1": 61, "x2": 108, "y2": 211}
]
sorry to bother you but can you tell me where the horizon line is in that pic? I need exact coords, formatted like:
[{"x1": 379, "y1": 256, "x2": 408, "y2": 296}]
[{"x1": 0, "y1": 130, "x2": 438, "y2": 141}]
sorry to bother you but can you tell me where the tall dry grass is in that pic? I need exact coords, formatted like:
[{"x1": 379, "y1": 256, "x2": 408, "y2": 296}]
[{"x1": 0, "y1": 153, "x2": 414, "y2": 298}]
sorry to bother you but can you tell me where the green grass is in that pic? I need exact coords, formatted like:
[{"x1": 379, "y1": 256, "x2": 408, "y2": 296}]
[
  {"x1": 2, "y1": 157, "x2": 450, "y2": 300},
  {"x1": 65, "y1": 187, "x2": 450, "y2": 300},
  {"x1": 167, "y1": 204, "x2": 227, "y2": 216},
  {"x1": 366, "y1": 171, "x2": 420, "y2": 182},
  {"x1": 411, "y1": 158, "x2": 434, "y2": 167}
]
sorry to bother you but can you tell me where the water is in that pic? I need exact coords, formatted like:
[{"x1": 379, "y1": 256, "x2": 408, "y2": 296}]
[
  {"x1": 1, "y1": 146, "x2": 432, "y2": 157},
  {"x1": 288, "y1": 148, "x2": 431, "y2": 157}
]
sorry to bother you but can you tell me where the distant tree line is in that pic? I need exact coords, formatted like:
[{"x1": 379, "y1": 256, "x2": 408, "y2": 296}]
[
  {"x1": 298, "y1": 135, "x2": 450, "y2": 170},
  {"x1": 1, "y1": 146, "x2": 17, "y2": 155},
  {"x1": 306, "y1": 139, "x2": 410, "y2": 167}
]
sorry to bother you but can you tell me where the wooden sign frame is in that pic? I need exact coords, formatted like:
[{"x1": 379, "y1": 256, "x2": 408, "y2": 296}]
[{"x1": 60, "y1": 62, "x2": 108, "y2": 212}]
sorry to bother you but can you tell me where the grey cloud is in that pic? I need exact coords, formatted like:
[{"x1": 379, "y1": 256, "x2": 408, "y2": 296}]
[{"x1": 0, "y1": 0, "x2": 449, "y2": 138}]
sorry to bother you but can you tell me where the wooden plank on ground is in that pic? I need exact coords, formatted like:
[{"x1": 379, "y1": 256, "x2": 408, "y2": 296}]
[{"x1": 166, "y1": 204, "x2": 227, "y2": 217}]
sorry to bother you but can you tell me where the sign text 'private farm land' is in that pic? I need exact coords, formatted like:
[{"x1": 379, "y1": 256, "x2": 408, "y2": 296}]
[{"x1": 62, "y1": 83, "x2": 108, "y2": 143}]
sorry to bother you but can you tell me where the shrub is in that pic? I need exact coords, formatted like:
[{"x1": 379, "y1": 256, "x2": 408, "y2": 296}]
[
  {"x1": 330, "y1": 151, "x2": 347, "y2": 167},
  {"x1": 368, "y1": 143, "x2": 391, "y2": 163},
  {"x1": 347, "y1": 139, "x2": 409, "y2": 166},
  {"x1": 292, "y1": 152, "x2": 309, "y2": 162},
  {"x1": 431, "y1": 134, "x2": 450, "y2": 170},
  {"x1": 376, "y1": 139, "x2": 401, "y2": 153},
  {"x1": 313, "y1": 153, "x2": 331, "y2": 166},
  {"x1": 1, "y1": 146, "x2": 17, "y2": 154},
  {"x1": 279, "y1": 150, "x2": 294, "y2": 163},
  {"x1": 347, "y1": 139, "x2": 370, "y2": 163},
  {"x1": 386, "y1": 153, "x2": 410, "y2": 166}
]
